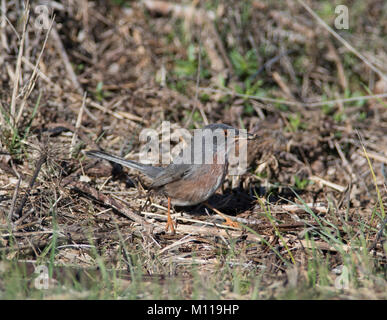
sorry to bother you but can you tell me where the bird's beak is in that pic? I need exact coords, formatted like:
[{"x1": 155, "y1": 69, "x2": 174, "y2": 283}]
[
  {"x1": 234, "y1": 132, "x2": 257, "y2": 141},
  {"x1": 247, "y1": 132, "x2": 257, "y2": 140}
]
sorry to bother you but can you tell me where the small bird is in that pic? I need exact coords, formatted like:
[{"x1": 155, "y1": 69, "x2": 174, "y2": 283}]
[{"x1": 86, "y1": 123, "x2": 255, "y2": 233}]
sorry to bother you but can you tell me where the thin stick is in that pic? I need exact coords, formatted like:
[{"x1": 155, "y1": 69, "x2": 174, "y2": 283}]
[
  {"x1": 16, "y1": 15, "x2": 54, "y2": 124},
  {"x1": 21, "y1": 56, "x2": 61, "y2": 91},
  {"x1": 69, "y1": 181, "x2": 153, "y2": 232},
  {"x1": 0, "y1": 0, "x2": 9, "y2": 51},
  {"x1": 140, "y1": 210, "x2": 239, "y2": 230},
  {"x1": 297, "y1": 0, "x2": 387, "y2": 82},
  {"x1": 10, "y1": 1, "x2": 30, "y2": 125},
  {"x1": 158, "y1": 236, "x2": 196, "y2": 254},
  {"x1": 204, "y1": 202, "x2": 240, "y2": 228},
  {"x1": 357, "y1": 149, "x2": 387, "y2": 165},
  {"x1": 169, "y1": 223, "x2": 264, "y2": 242},
  {"x1": 0, "y1": 101, "x2": 5, "y2": 126},
  {"x1": 70, "y1": 92, "x2": 87, "y2": 156},
  {"x1": 8, "y1": 164, "x2": 22, "y2": 223},
  {"x1": 15, "y1": 153, "x2": 47, "y2": 217},
  {"x1": 356, "y1": 130, "x2": 385, "y2": 222},
  {"x1": 309, "y1": 175, "x2": 346, "y2": 192},
  {"x1": 199, "y1": 87, "x2": 387, "y2": 108},
  {"x1": 51, "y1": 26, "x2": 83, "y2": 95}
]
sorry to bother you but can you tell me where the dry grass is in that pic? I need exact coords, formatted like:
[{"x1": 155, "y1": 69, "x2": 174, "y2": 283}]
[{"x1": 0, "y1": 0, "x2": 386, "y2": 299}]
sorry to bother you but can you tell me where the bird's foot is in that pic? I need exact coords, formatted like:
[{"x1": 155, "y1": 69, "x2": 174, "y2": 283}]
[
  {"x1": 204, "y1": 202, "x2": 240, "y2": 229},
  {"x1": 165, "y1": 215, "x2": 176, "y2": 234},
  {"x1": 222, "y1": 216, "x2": 240, "y2": 229}
]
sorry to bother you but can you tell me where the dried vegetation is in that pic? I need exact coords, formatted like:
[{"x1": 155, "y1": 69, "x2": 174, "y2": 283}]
[{"x1": 0, "y1": 0, "x2": 386, "y2": 299}]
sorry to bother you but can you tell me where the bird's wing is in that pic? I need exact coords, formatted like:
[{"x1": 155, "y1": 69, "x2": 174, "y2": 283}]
[{"x1": 150, "y1": 163, "x2": 193, "y2": 188}]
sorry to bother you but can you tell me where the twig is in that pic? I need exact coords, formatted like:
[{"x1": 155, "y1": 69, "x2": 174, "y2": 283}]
[
  {"x1": 297, "y1": 0, "x2": 387, "y2": 82},
  {"x1": 70, "y1": 92, "x2": 87, "y2": 156},
  {"x1": 14, "y1": 153, "x2": 47, "y2": 217},
  {"x1": 21, "y1": 56, "x2": 62, "y2": 92},
  {"x1": 1, "y1": 230, "x2": 55, "y2": 237},
  {"x1": 357, "y1": 149, "x2": 387, "y2": 165},
  {"x1": 167, "y1": 222, "x2": 264, "y2": 242},
  {"x1": 16, "y1": 15, "x2": 54, "y2": 124},
  {"x1": 0, "y1": 0, "x2": 9, "y2": 51},
  {"x1": 8, "y1": 162, "x2": 22, "y2": 222},
  {"x1": 0, "y1": 101, "x2": 5, "y2": 126},
  {"x1": 10, "y1": 1, "x2": 30, "y2": 126},
  {"x1": 51, "y1": 26, "x2": 83, "y2": 95},
  {"x1": 272, "y1": 71, "x2": 296, "y2": 101},
  {"x1": 0, "y1": 2, "x2": 20, "y2": 40},
  {"x1": 139, "y1": 210, "x2": 239, "y2": 230},
  {"x1": 275, "y1": 203, "x2": 328, "y2": 214},
  {"x1": 71, "y1": 95, "x2": 145, "y2": 124},
  {"x1": 0, "y1": 228, "x2": 137, "y2": 254},
  {"x1": 200, "y1": 87, "x2": 301, "y2": 106},
  {"x1": 326, "y1": 39, "x2": 348, "y2": 91},
  {"x1": 304, "y1": 93, "x2": 387, "y2": 107},
  {"x1": 199, "y1": 87, "x2": 387, "y2": 108},
  {"x1": 298, "y1": 239, "x2": 350, "y2": 252},
  {"x1": 309, "y1": 175, "x2": 346, "y2": 192},
  {"x1": 356, "y1": 130, "x2": 386, "y2": 225},
  {"x1": 208, "y1": 21, "x2": 233, "y2": 72},
  {"x1": 158, "y1": 236, "x2": 197, "y2": 254},
  {"x1": 69, "y1": 181, "x2": 153, "y2": 232}
]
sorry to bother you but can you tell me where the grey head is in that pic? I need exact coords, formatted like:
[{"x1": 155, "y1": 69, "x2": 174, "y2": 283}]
[{"x1": 172, "y1": 123, "x2": 252, "y2": 166}]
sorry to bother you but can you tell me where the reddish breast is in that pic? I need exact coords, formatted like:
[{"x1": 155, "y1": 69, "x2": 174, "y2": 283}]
[{"x1": 163, "y1": 159, "x2": 226, "y2": 206}]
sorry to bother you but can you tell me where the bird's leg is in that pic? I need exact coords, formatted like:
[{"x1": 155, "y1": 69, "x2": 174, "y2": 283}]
[
  {"x1": 165, "y1": 197, "x2": 176, "y2": 234},
  {"x1": 204, "y1": 202, "x2": 239, "y2": 228}
]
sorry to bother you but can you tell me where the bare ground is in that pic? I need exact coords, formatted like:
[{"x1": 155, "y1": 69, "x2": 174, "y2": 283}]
[{"x1": 0, "y1": 0, "x2": 386, "y2": 299}]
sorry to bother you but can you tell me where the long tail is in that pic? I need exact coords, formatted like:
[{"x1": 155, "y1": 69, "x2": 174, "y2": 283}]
[{"x1": 86, "y1": 150, "x2": 162, "y2": 179}]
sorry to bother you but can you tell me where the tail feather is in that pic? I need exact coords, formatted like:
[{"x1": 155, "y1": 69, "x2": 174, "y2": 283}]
[{"x1": 85, "y1": 150, "x2": 162, "y2": 179}]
